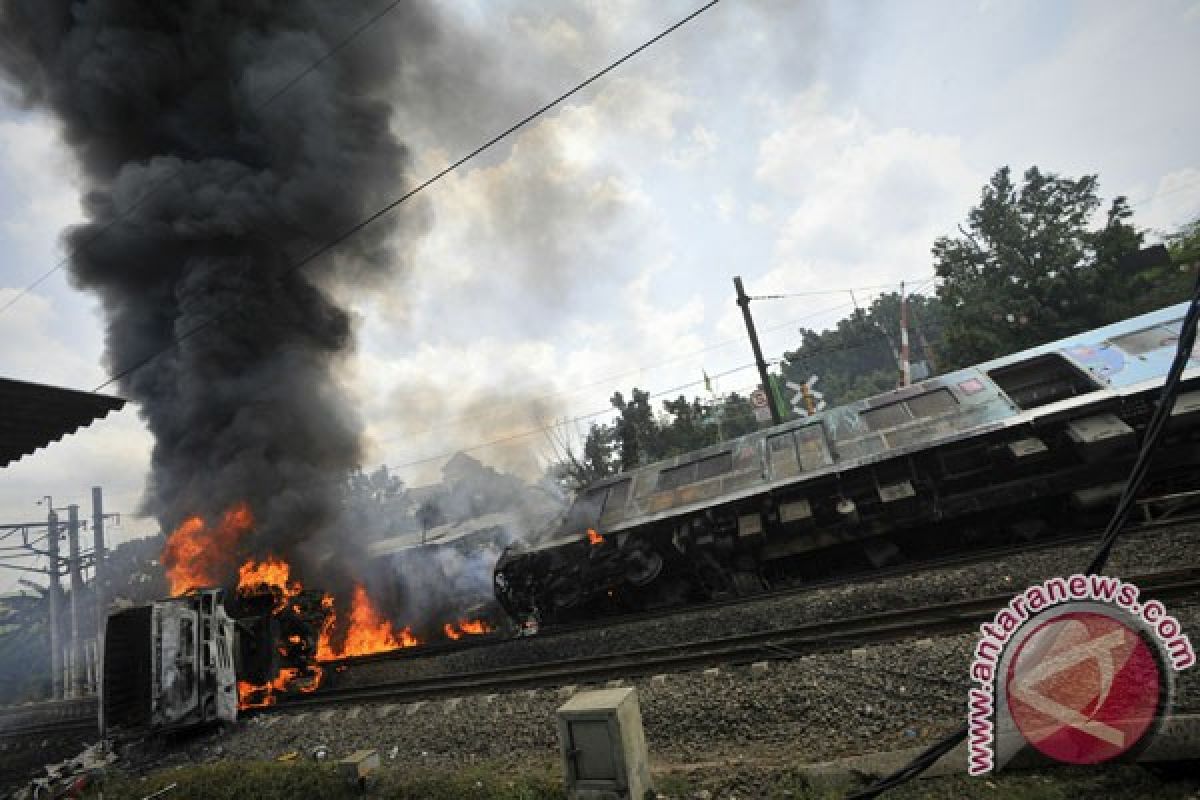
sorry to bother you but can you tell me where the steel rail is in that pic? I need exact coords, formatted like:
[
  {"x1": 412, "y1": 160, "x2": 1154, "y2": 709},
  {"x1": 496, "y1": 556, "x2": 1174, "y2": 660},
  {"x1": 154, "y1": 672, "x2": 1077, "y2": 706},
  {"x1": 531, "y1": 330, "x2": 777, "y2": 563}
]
[
  {"x1": 267, "y1": 567, "x2": 1200, "y2": 713},
  {"x1": 326, "y1": 514, "x2": 1200, "y2": 668}
]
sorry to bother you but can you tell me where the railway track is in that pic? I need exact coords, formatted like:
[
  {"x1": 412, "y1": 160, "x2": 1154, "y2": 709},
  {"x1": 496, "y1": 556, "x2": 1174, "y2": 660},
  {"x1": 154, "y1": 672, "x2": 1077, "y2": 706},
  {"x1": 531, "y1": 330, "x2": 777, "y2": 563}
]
[
  {"x1": 270, "y1": 566, "x2": 1200, "y2": 713},
  {"x1": 328, "y1": 513, "x2": 1200, "y2": 668},
  {"x1": 0, "y1": 698, "x2": 98, "y2": 751},
  {"x1": 5, "y1": 516, "x2": 1198, "y2": 739}
]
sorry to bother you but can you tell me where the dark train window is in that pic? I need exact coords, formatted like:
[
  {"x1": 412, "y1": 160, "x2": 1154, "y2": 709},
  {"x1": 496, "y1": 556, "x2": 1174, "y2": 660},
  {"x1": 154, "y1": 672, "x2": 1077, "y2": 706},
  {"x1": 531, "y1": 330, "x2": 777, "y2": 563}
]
[
  {"x1": 1110, "y1": 320, "x2": 1183, "y2": 356},
  {"x1": 605, "y1": 479, "x2": 631, "y2": 513},
  {"x1": 861, "y1": 389, "x2": 958, "y2": 432},
  {"x1": 861, "y1": 401, "x2": 912, "y2": 431},
  {"x1": 657, "y1": 452, "x2": 731, "y2": 490},
  {"x1": 794, "y1": 425, "x2": 833, "y2": 470},
  {"x1": 907, "y1": 388, "x2": 958, "y2": 418},
  {"x1": 695, "y1": 452, "x2": 733, "y2": 480},
  {"x1": 988, "y1": 353, "x2": 1099, "y2": 410},
  {"x1": 564, "y1": 485, "x2": 609, "y2": 529}
]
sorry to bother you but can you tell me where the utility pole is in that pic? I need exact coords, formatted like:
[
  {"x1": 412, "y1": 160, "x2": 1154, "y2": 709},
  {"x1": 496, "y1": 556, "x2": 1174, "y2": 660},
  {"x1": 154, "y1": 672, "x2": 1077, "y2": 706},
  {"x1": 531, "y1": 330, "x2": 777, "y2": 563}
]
[
  {"x1": 45, "y1": 503, "x2": 63, "y2": 700},
  {"x1": 733, "y1": 276, "x2": 783, "y2": 425},
  {"x1": 67, "y1": 504, "x2": 86, "y2": 698},
  {"x1": 92, "y1": 487, "x2": 107, "y2": 733},
  {"x1": 899, "y1": 280, "x2": 911, "y2": 387}
]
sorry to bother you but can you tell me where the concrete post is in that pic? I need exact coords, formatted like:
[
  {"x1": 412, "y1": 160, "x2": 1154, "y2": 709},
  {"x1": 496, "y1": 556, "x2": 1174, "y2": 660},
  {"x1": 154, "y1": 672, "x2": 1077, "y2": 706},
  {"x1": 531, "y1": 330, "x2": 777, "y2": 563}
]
[
  {"x1": 46, "y1": 508, "x2": 63, "y2": 700},
  {"x1": 67, "y1": 504, "x2": 85, "y2": 697},
  {"x1": 92, "y1": 487, "x2": 107, "y2": 730}
]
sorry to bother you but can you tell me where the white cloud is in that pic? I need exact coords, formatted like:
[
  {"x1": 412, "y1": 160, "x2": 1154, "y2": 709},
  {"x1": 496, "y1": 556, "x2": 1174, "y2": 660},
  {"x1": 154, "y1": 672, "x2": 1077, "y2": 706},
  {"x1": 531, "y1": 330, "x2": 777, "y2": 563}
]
[{"x1": 1134, "y1": 168, "x2": 1200, "y2": 235}]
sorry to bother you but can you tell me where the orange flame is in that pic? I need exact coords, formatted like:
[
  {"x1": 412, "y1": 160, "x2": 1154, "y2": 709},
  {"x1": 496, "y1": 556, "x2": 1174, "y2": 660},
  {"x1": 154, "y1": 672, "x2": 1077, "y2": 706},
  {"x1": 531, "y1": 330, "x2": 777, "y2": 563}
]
[
  {"x1": 162, "y1": 503, "x2": 254, "y2": 595},
  {"x1": 444, "y1": 618, "x2": 492, "y2": 640},
  {"x1": 587, "y1": 528, "x2": 603, "y2": 546},
  {"x1": 316, "y1": 584, "x2": 419, "y2": 660},
  {"x1": 237, "y1": 666, "x2": 322, "y2": 709},
  {"x1": 237, "y1": 555, "x2": 302, "y2": 612}
]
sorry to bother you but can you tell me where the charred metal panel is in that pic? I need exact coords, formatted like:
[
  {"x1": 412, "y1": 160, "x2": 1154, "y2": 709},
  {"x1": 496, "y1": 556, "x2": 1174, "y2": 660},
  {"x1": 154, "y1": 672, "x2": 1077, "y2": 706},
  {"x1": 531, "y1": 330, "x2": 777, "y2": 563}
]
[
  {"x1": 103, "y1": 605, "x2": 153, "y2": 731},
  {"x1": 1169, "y1": 390, "x2": 1200, "y2": 430},
  {"x1": 1066, "y1": 414, "x2": 1135, "y2": 462},
  {"x1": 1006, "y1": 436, "x2": 1049, "y2": 461},
  {"x1": 877, "y1": 481, "x2": 915, "y2": 503},
  {"x1": 778, "y1": 498, "x2": 813, "y2": 525}
]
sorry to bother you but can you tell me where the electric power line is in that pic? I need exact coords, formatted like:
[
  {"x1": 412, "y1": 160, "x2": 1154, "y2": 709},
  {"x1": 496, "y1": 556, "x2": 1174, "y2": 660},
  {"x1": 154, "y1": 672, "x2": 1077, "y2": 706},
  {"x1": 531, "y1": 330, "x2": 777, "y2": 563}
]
[
  {"x1": 92, "y1": 0, "x2": 723, "y2": 393},
  {"x1": 747, "y1": 276, "x2": 935, "y2": 302},
  {"x1": 373, "y1": 297, "x2": 857, "y2": 446},
  {"x1": 376, "y1": 360, "x2": 758, "y2": 474}
]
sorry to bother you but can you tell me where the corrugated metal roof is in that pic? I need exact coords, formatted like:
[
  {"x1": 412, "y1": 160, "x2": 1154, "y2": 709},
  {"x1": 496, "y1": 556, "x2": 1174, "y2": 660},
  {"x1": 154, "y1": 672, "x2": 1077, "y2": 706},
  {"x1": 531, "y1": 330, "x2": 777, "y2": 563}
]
[{"x1": 0, "y1": 377, "x2": 126, "y2": 467}]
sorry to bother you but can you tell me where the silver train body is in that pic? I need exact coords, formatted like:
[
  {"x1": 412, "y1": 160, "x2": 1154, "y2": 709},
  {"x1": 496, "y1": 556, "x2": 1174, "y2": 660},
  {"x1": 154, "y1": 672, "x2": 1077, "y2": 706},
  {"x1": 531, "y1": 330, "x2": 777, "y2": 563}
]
[{"x1": 495, "y1": 303, "x2": 1200, "y2": 623}]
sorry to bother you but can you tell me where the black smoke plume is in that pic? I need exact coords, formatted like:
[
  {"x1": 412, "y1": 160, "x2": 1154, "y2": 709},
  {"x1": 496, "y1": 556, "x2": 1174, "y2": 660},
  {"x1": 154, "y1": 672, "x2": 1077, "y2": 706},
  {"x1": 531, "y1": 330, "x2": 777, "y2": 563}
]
[{"x1": 0, "y1": 1, "x2": 435, "y2": 586}]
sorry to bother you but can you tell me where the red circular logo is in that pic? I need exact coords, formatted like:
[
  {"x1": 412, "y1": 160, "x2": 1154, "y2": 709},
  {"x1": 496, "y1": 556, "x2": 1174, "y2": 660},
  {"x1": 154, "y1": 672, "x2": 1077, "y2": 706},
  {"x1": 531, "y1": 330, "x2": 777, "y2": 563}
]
[{"x1": 1005, "y1": 611, "x2": 1162, "y2": 765}]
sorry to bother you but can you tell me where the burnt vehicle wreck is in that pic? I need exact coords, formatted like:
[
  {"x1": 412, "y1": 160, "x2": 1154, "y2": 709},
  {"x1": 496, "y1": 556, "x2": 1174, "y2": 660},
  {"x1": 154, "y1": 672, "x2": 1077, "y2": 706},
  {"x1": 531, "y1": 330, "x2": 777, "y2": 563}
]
[{"x1": 102, "y1": 586, "x2": 329, "y2": 735}]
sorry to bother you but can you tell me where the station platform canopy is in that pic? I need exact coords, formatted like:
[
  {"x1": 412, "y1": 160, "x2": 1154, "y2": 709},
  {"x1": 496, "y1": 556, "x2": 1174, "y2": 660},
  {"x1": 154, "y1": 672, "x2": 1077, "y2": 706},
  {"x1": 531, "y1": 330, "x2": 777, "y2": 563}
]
[{"x1": 0, "y1": 377, "x2": 125, "y2": 468}]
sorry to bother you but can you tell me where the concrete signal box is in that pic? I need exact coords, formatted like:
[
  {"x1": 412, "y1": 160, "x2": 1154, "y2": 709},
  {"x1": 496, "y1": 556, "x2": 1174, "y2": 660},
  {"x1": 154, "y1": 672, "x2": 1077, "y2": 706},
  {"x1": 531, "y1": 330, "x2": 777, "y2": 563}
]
[{"x1": 556, "y1": 687, "x2": 651, "y2": 800}]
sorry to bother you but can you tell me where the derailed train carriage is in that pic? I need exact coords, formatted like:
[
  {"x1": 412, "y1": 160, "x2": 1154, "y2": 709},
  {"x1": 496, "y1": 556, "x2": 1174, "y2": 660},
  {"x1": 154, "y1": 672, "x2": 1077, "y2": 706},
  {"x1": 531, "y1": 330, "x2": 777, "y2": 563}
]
[
  {"x1": 103, "y1": 587, "x2": 327, "y2": 734},
  {"x1": 494, "y1": 302, "x2": 1200, "y2": 626}
]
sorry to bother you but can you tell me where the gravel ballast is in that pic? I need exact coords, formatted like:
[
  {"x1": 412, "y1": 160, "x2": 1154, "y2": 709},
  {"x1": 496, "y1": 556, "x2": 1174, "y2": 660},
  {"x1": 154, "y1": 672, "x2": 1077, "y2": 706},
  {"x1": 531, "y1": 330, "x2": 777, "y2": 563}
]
[{"x1": 212, "y1": 521, "x2": 1200, "y2": 782}]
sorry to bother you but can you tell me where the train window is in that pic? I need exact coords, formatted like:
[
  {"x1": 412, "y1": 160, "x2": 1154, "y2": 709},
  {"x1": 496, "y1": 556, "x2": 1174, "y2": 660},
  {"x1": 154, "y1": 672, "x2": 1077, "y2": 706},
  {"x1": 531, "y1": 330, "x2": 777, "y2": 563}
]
[
  {"x1": 794, "y1": 425, "x2": 833, "y2": 470},
  {"x1": 657, "y1": 462, "x2": 696, "y2": 491},
  {"x1": 605, "y1": 479, "x2": 631, "y2": 513},
  {"x1": 861, "y1": 389, "x2": 958, "y2": 432},
  {"x1": 657, "y1": 452, "x2": 732, "y2": 490},
  {"x1": 907, "y1": 388, "x2": 958, "y2": 418},
  {"x1": 861, "y1": 401, "x2": 911, "y2": 431},
  {"x1": 564, "y1": 486, "x2": 608, "y2": 529},
  {"x1": 988, "y1": 353, "x2": 1099, "y2": 410},
  {"x1": 1110, "y1": 320, "x2": 1183, "y2": 356},
  {"x1": 768, "y1": 433, "x2": 800, "y2": 479},
  {"x1": 695, "y1": 452, "x2": 733, "y2": 481}
]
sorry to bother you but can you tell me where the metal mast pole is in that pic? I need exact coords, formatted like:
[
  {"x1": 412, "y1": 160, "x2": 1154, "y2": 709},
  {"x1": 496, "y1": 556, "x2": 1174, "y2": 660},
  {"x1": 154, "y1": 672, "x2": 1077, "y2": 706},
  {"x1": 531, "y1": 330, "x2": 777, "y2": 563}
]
[
  {"x1": 899, "y1": 281, "x2": 911, "y2": 387},
  {"x1": 46, "y1": 506, "x2": 63, "y2": 700},
  {"x1": 92, "y1": 487, "x2": 108, "y2": 737},
  {"x1": 733, "y1": 276, "x2": 783, "y2": 425},
  {"x1": 67, "y1": 504, "x2": 85, "y2": 697}
]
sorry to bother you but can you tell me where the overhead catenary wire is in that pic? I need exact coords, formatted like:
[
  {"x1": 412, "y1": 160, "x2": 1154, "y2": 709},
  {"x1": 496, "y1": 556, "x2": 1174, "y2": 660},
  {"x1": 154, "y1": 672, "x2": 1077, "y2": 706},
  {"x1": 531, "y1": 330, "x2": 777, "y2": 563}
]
[
  {"x1": 373, "y1": 298, "x2": 858, "y2": 446},
  {"x1": 377, "y1": 360, "x2": 760, "y2": 474},
  {"x1": 0, "y1": 0, "x2": 411, "y2": 321},
  {"x1": 91, "y1": 0, "x2": 724, "y2": 393},
  {"x1": 846, "y1": 270, "x2": 1200, "y2": 799},
  {"x1": 747, "y1": 276, "x2": 936, "y2": 302}
]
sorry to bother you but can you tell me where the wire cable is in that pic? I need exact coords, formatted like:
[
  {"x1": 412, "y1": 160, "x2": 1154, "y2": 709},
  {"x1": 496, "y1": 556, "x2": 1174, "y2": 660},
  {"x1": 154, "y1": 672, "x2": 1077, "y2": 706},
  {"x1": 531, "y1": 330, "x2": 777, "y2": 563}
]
[
  {"x1": 748, "y1": 277, "x2": 934, "y2": 301},
  {"x1": 377, "y1": 361, "x2": 758, "y2": 473},
  {"x1": 92, "y1": 0, "x2": 723, "y2": 393}
]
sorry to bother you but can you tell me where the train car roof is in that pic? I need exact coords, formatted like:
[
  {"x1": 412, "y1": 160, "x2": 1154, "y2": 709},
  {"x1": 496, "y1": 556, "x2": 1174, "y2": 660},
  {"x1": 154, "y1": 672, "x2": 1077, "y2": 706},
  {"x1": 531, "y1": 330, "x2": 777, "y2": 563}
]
[{"x1": 367, "y1": 511, "x2": 517, "y2": 559}]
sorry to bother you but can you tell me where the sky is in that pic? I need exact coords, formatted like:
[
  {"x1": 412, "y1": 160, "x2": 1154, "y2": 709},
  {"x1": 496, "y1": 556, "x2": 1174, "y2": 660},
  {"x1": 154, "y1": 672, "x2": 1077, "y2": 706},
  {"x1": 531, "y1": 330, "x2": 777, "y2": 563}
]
[{"x1": 1, "y1": 0, "x2": 1198, "y2": 583}]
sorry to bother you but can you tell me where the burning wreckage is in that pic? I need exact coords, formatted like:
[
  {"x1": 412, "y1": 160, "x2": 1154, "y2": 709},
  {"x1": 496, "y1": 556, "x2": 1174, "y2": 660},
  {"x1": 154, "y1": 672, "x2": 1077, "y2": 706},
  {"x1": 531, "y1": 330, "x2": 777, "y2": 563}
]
[{"x1": 104, "y1": 464, "x2": 560, "y2": 735}]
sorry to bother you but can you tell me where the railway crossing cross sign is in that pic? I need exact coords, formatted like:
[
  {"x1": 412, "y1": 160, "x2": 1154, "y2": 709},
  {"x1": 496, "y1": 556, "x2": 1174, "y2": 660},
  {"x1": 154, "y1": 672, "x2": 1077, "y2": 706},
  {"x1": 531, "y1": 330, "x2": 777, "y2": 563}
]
[{"x1": 787, "y1": 375, "x2": 826, "y2": 417}]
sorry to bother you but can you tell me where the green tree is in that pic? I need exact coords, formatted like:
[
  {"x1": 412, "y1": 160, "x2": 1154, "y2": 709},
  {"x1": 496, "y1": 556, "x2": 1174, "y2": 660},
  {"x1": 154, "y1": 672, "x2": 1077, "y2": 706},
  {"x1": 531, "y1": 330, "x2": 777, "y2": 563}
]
[{"x1": 932, "y1": 166, "x2": 1151, "y2": 368}]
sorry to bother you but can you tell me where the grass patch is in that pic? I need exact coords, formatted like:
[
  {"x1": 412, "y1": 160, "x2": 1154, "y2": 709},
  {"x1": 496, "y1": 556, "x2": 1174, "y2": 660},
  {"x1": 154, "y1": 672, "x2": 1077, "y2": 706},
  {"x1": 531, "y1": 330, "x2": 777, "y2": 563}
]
[
  {"x1": 84, "y1": 760, "x2": 566, "y2": 800},
  {"x1": 83, "y1": 759, "x2": 1200, "y2": 799},
  {"x1": 85, "y1": 761, "x2": 356, "y2": 800}
]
